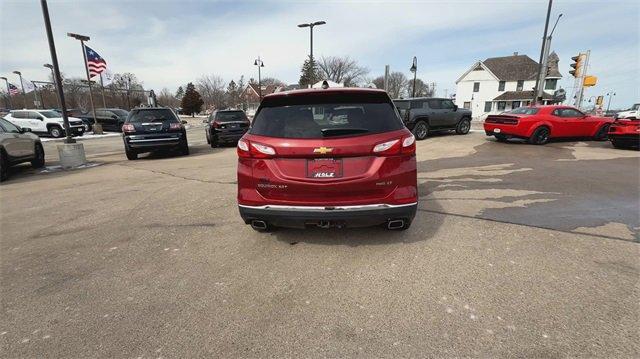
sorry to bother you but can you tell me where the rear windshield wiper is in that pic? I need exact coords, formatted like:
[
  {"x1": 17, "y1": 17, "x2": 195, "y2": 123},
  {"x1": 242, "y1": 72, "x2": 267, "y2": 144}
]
[{"x1": 321, "y1": 128, "x2": 370, "y2": 137}]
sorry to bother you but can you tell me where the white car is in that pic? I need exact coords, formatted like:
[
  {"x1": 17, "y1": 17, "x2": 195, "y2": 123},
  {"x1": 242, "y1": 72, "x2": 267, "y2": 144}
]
[
  {"x1": 616, "y1": 103, "x2": 639, "y2": 120},
  {"x1": 4, "y1": 109, "x2": 85, "y2": 138}
]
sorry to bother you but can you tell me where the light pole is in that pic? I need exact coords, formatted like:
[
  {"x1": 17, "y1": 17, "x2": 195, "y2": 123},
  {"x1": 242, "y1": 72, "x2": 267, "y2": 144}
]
[
  {"x1": 534, "y1": 0, "x2": 553, "y2": 104},
  {"x1": 298, "y1": 20, "x2": 326, "y2": 85},
  {"x1": 41, "y1": 0, "x2": 76, "y2": 145},
  {"x1": 12, "y1": 71, "x2": 27, "y2": 108},
  {"x1": 0, "y1": 77, "x2": 12, "y2": 109},
  {"x1": 44, "y1": 63, "x2": 61, "y2": 109},
  {"x1": 606, "y1": 92, "x2": 616, "y2": 113},
  {"x1": 67, "y1": 32, "x2": 102, "y2": 134},
  {"x1": 253, "y1": 57, "x2": 264, "y2": 99},
  {"x1": 409, "y1": 56, "x2": 417, "y2": 98}
]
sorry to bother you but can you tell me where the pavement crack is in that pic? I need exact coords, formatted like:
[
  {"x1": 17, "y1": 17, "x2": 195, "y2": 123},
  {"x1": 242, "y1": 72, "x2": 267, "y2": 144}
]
[{"x1": 115, "y1": 164, "x2": 236, "y2": 185}]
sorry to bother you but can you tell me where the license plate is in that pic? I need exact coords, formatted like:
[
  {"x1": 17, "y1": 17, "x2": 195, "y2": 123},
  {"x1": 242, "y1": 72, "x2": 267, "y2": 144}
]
[
  {"x1": 494, "y1": 128, "x2": 501, "y2": 133},
  {"x1": 306, "y1": 158, "x2": 343, "y2": 179}
]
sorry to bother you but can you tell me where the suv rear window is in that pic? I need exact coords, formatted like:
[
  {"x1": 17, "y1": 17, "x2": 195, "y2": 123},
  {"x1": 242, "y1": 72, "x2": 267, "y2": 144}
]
[
  {"x1": 215, "y1": 111, "x2": 247, "y2": 122},
  {"x1": 127, "y1": 109, "x2": 178, "y2": 123},
  {"x1": 251, "y1": 92, "x2": 403, "y2": 138}
]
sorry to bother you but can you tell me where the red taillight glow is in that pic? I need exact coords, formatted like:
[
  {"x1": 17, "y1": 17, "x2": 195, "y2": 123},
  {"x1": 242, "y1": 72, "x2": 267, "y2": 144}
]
[
  {"x1": 237, "y1": 139, "x2": 275, "y2": 158},
  {"x1": 122, "y1": 123, "x2": 135, "y2": 132},
  {"x1": 212, "y1": 121, "x2": 221, "y2": 128},
  {"x1": 373, "y1": 134, "x2": 415, "y2": 156}
]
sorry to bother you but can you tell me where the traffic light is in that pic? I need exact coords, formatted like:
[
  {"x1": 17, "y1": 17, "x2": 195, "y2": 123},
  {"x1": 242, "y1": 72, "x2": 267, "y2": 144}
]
[{"x1": 569, "y1": 53, "x2": 584, "y2": 77}]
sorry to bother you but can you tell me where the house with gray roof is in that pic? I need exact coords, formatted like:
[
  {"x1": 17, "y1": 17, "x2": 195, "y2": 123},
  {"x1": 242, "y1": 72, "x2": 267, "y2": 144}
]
[{"x1": 454, "y1": 52, "x2": 562, "y2": 117}]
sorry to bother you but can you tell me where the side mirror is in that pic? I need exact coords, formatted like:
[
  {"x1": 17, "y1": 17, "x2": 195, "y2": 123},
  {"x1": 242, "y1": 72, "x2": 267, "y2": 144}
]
[
  {"x1": 453, "y1": 105, "x2": 458, "y2": 111},
  {"x1": 21, "y1": 127, "x2": 32, "y2": 133},
  {"x1": 182, "y1": 120, "x2": 188, "y2": 124}
]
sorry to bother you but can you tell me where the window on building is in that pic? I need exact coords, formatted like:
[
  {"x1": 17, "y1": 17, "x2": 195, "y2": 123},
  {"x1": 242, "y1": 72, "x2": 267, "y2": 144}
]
[
  {"x1": 463, "y1": 102, "x2": 471, "y2": 109},
  {"x1": 484, "y1": 102, "x2": 492, "y2": 112},
  {"x1": 544, "y1": 79, "x2": 558, "y2": 90},
  {"x1": 512, "y1": 101, "x2": 521, "y2": 109},
  {"x1": 516, "y1": 80, "x2": 524, "y2": 91},
  {"x1": 497, "y1": 101, "x2": 506, "y2": 111},
  {"x1": 498, "y1": 81, "x2": 505, "y2": 91},
  {"x1": 473, "y1": 82, "x2": 480, "y2": 92}
]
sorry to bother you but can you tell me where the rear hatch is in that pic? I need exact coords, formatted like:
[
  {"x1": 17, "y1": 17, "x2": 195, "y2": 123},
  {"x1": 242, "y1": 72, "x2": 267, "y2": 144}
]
[
  {"x1": 215, "y1": 111, "x2": 250, "y2": 135},
  {"x1": 126, "y1": 108, "x2": 181, "y2": 135},
  {"x1": 242, "y1": 91, "x2": 414, "y2": 204}
]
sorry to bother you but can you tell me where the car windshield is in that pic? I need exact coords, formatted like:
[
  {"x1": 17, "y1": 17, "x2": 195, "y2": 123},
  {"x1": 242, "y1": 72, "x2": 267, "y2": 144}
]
[
  {"x1": 631, "y1": 104, "x2": 639, "y2": 111},
  {"x1": 216, "y1": 111, "x2": 247, "y2": 122},
  {"x1": 127, "y1": 109, "x2": 178, "y2": 123},
  {"x1": 109, "y1": 109, "x2": 129, "y2": 117},
  {"x1": 508, "y1": 107, "x2": 540, "y2": 115},
  {"x1": 251, "y1": 92, "x2": 403, "y2": 139},
  {"x1": 39, "y1": 110, "x2": 61, "y2": 118}
]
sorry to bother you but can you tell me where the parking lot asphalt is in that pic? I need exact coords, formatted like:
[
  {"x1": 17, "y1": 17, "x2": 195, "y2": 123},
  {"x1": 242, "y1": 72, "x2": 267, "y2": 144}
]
[{"x1": 1, "y1": 126, "x2": 639, "y2": 357}]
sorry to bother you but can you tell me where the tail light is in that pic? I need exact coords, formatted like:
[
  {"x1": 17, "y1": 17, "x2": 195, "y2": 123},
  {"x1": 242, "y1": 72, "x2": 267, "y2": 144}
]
[
  {"x1": 373, "y1": 134, "x2": 415, "y2": 156},
  {"x1": 212, "y1": 121, "x2": 221, "y2": 128},
  {"x1": 122, "y1": 123, "x2": 135, "y2": 132},
  {"x1": 237, "y1": 139, "x2": 276, "y2": 158},
  {"x1": 169, "y1": 123, "x2": 183, "y2": 130}
]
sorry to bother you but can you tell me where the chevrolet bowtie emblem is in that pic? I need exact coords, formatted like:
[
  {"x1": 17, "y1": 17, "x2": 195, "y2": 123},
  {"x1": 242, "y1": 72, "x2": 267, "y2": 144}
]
[{"x1": 313, "y1": 147, "x2": 333, "y2": 154}]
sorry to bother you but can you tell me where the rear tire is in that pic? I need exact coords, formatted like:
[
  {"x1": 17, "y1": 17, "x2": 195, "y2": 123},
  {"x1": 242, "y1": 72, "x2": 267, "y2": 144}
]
[
  {"x1": 495, "y1": 134, "x2": 508, "y2": 142},
  {"x1": 125, "y1": 147, "x2": 138, "y2": 160},
  {"x1": 412, "y1": 120, "x2": 429, "y2": 140},
  {"x1": 210, "y1": 134, "x2": 219, "y2": 148},
  {"x1": 31, "y1": 143, "x2": 45, "y2": 168},
  {"x1": 0, "y1": 149, "x2": 8, "y2": 182},
  {"x1": 180, "y1": 138, "x2": 190, "y2": 156},
  {"x1": 49, "y1": 125, "x2": 63, "y2": 138},
  {"x1": 455, "y1": 118, "x2": 471, "y2": 135},
  {"x1": 528, "y1": 126, "x2": 550, "y2": 145},
  {"x1": 593, "y1": 124, "x2": 610, "y2": 141}
]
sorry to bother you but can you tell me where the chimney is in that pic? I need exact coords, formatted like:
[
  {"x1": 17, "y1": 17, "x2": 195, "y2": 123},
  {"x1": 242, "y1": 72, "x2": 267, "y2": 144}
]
[{"x1": 513, "y1": 52, "x2": 519, "y2": 56}]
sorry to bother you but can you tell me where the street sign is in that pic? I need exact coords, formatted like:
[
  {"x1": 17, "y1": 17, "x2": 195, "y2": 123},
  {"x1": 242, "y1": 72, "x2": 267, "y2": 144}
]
[{"x1": 583, "y1": 76, "x2": 597, "y2": 87}]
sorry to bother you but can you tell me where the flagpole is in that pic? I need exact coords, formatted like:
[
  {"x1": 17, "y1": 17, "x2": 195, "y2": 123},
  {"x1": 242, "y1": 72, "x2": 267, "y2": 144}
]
[
  {"x1": 80, "y1": 41, "x2": 103, "y2": 134},
  {"x1": 99, "y1": 73, "x2": 107, "y2": 108}
]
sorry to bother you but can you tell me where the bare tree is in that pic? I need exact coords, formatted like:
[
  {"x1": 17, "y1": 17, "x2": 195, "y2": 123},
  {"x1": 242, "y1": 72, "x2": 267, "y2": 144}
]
[
  {"x1": 259, "y1": 77, "x2": 286, "y2": 87},
  {"x1": 157, "y1": 87, "x2": 179, "y2": 108},
  {"x1": 405, "y1": 78, "x2": 435, "y2": 98},
  {"x1": 196, "y1": 75, "x2": 226, "y2": 109},
  {"x1": 372, "y1": 72, "x2": 407, "y2": 99},
  {"x1": 317, "y1": 56, "x2": 369, "y2": 87}
]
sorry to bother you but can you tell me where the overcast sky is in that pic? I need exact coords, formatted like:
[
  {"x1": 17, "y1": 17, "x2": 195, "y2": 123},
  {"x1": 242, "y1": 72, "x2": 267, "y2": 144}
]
[{"x1": 1, "y1": 0, "x2": 638, "y2": 108}]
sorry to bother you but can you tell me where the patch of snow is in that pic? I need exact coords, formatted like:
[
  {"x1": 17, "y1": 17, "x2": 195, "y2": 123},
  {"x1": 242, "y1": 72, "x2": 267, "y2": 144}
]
[{"x1": 40, "y1": 162, "x2": 102, "y2": 173}]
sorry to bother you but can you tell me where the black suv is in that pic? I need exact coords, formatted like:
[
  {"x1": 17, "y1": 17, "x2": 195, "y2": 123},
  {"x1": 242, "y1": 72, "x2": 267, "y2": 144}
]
[
  {"x1": 393, "y1": 98, "x2": 472, "y2": 140},
  {"x1": 204, "y1": 109, "x2": 250, "y2": 147},
  {"x1": 122, "y1": 107, "x2": 188, "y2": 160},
  {"x1": 68, "y1": 108, "x2": 130, "y2": 132}
]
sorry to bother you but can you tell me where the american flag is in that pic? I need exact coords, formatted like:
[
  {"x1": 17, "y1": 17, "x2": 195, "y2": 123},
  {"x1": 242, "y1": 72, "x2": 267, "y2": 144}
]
[
  {"x1": 8, "y1": 83, "x2": 19, "y2": 95},
  {"x1": 85, "y1": 45, "x2": 107, "y2": 78}
]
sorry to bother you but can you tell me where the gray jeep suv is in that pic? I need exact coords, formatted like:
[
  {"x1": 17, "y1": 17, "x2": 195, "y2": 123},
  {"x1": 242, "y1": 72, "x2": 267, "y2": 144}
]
[
  {"x1": 0, "y1": 118, "x2": 45, "y2": 182},
  {"x1": 393, "y1": 98, "x2": 472, "y2": 140}
]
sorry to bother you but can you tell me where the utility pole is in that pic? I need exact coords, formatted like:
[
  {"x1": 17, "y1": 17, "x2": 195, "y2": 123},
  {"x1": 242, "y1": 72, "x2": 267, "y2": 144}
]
[
  {"x1": 0, "y1": 77, "x2": 12, "y2": 109},
  {"x1": 534, "y1": 0, "x2": 553, "y2": 104},
  {"x1": 67, "y1": 32, "x2": 103, "y2": 134},
  {"x1": 573, "y1": 50, "x2": 590, "y2": 108},
  {"x1": 410, "y1": 56, "x2": 417, "y2": 98},
  {"x1": 12, "y1": 71, "x2": 27, "y2": 108}
]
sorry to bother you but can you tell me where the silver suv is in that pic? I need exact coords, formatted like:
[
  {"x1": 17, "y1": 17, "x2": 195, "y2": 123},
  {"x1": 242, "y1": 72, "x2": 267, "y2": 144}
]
[{"x1": 0, "y1": 118, "x2": 45, "y2": 182}]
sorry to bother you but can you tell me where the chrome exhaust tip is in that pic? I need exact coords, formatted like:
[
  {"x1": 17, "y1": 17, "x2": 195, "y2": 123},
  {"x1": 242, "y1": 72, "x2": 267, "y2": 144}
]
[
  {"x1": 251, "y1": 220, "x2": 268, "y2": 230},
  {"x1": 387, "y1": 219, "x2": 405, "y2": 230}
]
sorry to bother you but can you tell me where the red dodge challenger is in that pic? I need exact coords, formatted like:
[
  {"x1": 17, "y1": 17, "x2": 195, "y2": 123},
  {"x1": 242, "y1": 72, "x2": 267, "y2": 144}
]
[
  {"x1": 483, "y1": 105, "x2": 613, "y2": 145},
  {"x1": 608, "y1": 118, "x2": 640, "y2": 150}
]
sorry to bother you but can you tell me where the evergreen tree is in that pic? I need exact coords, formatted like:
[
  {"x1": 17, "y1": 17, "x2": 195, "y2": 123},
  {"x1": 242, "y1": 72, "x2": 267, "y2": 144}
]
[
  {"x1": 226, "y1": 80, "x2": 238, "y2": 108},
  {"x1": 175, "y1": 86, "x2": 185, "y2": 100},
  {"x1": 298, "y1": 56, "x2": 321, "y2": 88},
  {"x1": 181, "y1": 82, "x2": 204, "y2": 117}
]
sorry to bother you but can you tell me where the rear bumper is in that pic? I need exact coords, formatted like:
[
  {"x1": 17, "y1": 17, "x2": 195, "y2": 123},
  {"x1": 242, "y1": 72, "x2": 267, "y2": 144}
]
[
  {"x1": 483, "y1": 123, "x2": 528, "y2": 139},
  {"x1": 239, "y1": 202, "x2": 417, "y2": 229},
  {"x1": 124, "y1": 133, "x2": 184, "y2": 149},
  {"x1": 212, "y1": 129, "x2": 247, "y2": 142}
]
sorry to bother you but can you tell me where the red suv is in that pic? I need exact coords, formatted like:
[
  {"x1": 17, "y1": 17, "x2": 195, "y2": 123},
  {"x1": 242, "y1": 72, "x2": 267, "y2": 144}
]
[{"x1": 237, "y1": 88, "x2": 417, "y2": 231}]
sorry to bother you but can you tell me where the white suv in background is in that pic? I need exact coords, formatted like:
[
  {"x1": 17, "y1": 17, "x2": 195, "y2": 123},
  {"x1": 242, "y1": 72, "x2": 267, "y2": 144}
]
[
  {"x1": 615, "y1": 103, "x2": 639, "y2": 120},
  {"x1": 4, "y1": 109, "x2": 85, "y2": 138}
]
